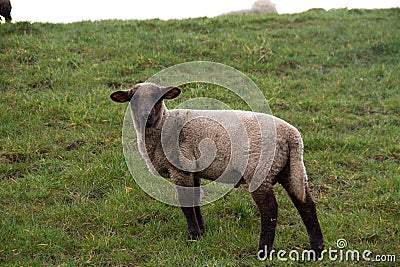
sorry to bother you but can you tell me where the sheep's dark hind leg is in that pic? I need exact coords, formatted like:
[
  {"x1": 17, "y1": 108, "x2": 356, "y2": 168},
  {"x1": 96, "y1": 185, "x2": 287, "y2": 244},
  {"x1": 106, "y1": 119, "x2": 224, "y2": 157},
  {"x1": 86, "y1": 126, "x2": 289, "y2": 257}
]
[
  {"x1": 251, "y1": 188, "x2": 278, "y2": 258},
  {"x1": 194, "y1": 178, "x2": 205, "y2": 235},
  {"x1": 283, "y1": 184, "x2": 324, "y2": 259}
]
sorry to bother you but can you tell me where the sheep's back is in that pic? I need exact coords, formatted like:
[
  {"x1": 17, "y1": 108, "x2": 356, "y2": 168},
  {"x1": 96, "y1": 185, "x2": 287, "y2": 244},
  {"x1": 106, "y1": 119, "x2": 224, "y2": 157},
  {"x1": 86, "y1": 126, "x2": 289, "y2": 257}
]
[{"x1": 165, "y1": 109, "x2": 282, "y2": 185}]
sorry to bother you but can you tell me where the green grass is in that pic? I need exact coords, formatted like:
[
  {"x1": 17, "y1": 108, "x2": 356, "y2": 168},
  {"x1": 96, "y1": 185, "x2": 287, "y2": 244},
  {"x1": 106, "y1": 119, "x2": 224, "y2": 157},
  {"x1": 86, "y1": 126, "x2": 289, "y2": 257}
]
[{"x1": 1, "y1": 8, "x2": 399, "y2": 266}]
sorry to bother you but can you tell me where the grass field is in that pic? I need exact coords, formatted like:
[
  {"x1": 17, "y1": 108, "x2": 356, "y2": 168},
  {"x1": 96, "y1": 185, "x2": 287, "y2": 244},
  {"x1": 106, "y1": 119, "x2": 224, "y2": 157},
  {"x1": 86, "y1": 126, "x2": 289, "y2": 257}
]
[{"x1": 1, "y1": 8, "x2": 399, "y2": 266}]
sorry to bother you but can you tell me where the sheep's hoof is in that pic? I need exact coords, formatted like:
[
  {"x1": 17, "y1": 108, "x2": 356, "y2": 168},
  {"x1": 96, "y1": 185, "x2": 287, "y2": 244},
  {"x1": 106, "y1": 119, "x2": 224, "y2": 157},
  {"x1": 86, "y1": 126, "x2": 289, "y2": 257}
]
[
  {"x1": 186, "y1": 237, "x2": 199, "y2": 245},
  {"x1": 186, "y1": 231, "x2": 202, "y2": 243},
  {"x1": 311, "y1": 244, "x2": 324, "y2": 260}
]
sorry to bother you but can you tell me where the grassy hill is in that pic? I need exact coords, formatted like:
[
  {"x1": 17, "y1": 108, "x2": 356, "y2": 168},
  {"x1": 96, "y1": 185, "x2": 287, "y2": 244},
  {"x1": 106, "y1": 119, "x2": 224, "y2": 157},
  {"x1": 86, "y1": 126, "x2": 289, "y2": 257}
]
[{"x1": 1, "y1": 8, "x2": 399, "y2": 266}]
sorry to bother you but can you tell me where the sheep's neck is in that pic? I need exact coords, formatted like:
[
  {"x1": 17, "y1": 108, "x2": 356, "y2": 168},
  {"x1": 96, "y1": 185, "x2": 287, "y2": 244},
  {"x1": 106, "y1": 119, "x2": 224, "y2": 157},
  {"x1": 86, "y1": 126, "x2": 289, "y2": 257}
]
[
  {"x1": 142, "y1": 108, "x2": 167, "y2": 153},
  {"x1": 143, "y1": 128, "x2": 162, "y2": 159},
  {"x1": 144, "y1": 128, "x2": 162, "y2": 135}
]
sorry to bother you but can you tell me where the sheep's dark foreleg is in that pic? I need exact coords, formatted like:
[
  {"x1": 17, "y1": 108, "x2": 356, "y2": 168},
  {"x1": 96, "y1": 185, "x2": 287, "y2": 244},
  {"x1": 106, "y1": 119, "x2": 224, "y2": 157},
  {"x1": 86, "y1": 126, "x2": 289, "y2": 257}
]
[
  {"x1": 180, "y1": 206, "x2": 202, "y2": 240},
  {"x1": 285, "y1": 186, "x2": 324, "y2": 258},
  {"x1": 251, "y1": 188, "x2": 278, "y2": 258},
  {"x1": 176, "y1": 176, "x2": 203, "y2": 241}
]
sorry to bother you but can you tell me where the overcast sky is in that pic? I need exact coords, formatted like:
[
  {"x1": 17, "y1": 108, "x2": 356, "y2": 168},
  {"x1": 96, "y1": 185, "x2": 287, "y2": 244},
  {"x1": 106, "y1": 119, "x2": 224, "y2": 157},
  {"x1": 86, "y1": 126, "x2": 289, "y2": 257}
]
[{"x1": 9, "y1": 0, "x2": 400, "y2": 23}]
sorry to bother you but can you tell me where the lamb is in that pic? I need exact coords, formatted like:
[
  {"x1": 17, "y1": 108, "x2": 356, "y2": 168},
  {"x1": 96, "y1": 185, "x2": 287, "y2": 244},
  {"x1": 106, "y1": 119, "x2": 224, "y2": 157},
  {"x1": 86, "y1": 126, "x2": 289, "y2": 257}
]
[
  {"x1": 110, "y1": 83, "x2": 324, "y2": 258},
  {"x1": 0, "y1": 0, "x2": 12, "y2": 23}
]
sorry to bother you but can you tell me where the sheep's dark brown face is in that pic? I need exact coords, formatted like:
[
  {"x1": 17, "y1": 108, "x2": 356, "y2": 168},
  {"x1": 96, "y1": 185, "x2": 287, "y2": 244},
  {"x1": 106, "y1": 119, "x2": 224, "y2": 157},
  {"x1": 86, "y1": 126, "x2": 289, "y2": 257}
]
[{"x1": 110, "y1": 83, "x2": 181, "y2": 129}]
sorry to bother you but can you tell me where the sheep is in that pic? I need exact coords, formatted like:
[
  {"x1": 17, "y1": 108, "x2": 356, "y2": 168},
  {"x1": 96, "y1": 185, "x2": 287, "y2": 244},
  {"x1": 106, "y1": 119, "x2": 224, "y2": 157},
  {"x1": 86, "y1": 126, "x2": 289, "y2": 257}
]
[
  {"x1": 110, "y1": 83, "x2": 324, "y2": 258},
  {"x1": 221, "y1": 0, "x2": 277, "y2": 16},
  {"x1": 0, "y1": 0, "x2": 11, "y2": 23}
]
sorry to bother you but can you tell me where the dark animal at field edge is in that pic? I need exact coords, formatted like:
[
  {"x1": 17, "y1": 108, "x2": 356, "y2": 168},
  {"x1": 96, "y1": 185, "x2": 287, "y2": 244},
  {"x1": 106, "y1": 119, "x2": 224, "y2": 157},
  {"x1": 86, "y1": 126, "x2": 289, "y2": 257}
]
[{"x1": 0, "y1": 0, "x2": 12, "y2": 22}]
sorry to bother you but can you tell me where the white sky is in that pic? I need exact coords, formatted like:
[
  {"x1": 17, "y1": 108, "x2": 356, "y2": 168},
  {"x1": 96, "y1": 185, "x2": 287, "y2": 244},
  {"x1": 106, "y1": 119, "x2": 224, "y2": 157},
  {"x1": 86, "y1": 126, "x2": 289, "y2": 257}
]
[{"x1": 9, "y1": 0, "x2": 400, "y2": 23}]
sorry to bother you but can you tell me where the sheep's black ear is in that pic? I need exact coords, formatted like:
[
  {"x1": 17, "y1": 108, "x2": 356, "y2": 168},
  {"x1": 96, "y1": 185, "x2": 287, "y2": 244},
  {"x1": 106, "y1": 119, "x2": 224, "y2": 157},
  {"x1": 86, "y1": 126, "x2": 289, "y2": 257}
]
[
  {"x1": 162, "y1": 86, "x2": 181, "y2": 100},
  {"x1": 110, "y1": 90, "x2": 133, "y2": 103}
]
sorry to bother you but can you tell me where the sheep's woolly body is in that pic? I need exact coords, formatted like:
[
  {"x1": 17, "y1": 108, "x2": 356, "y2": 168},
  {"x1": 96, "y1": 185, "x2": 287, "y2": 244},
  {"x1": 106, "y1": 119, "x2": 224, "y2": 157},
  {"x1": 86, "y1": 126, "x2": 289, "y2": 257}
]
[
  {"x1": 0, "y1": 0, "x2": 11, "y2": 22},
  {"x1": 138, "y1": 108, "x2": 307, "y2": 202},
  {"x1": 111, "y1": 83, "x2": 324, "y2": 255}
]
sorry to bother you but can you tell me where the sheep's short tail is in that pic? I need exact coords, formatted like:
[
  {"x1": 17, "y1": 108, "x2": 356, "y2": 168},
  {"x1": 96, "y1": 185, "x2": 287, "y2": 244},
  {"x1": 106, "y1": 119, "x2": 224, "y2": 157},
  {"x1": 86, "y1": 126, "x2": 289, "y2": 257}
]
[{"x1": 287, "y1": 133, "x2": 308, "y2": 203}]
